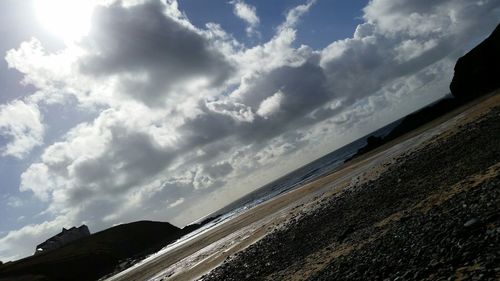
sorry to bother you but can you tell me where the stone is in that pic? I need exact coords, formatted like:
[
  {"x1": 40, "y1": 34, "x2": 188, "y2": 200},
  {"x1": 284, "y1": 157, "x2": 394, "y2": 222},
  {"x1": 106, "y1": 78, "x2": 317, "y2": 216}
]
[{"x1": 463, "y1": 218, "x2": 479, "y2": 228}]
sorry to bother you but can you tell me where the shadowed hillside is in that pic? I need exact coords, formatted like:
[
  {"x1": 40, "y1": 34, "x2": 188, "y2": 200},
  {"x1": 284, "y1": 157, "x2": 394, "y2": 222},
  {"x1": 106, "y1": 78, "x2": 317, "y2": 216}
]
[{"x1": 0, "y1": 221, "x2": 185, "y2": 281}]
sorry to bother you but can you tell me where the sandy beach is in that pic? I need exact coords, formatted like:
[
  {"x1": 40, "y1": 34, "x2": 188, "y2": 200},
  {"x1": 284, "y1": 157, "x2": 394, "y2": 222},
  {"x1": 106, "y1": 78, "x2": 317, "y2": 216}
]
[{"x1": 107, "y1": 92, "x2": 500, "y2": 281}]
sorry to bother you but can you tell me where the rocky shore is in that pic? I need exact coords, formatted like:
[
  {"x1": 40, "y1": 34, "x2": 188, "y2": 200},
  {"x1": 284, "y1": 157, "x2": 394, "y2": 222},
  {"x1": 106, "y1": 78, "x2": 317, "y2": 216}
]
[{"x1": 200, "y1": 98, "x2": 500, "y2": 281}]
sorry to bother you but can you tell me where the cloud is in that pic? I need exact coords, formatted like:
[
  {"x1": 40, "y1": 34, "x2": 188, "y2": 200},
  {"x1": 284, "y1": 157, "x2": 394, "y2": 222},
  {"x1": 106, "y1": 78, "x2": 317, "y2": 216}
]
[
  {"x1": 320, "y1": 0, "x2": 500, "y2": 106},
  {"x1": 78, "y1": 0, "x2": 233, "y2": 107},
  {"x1": 279, "y1": 0, "x2": 316, "y2": 31},
  {"x1": 20, "y1": 106, "x2": 175, "y2": 205},
  {"x1": 6, "y1": 196, "x2": 23, "y2": 208},
  {"x1": 0, "y1": 216, "x2": 69, "y2": 262},
  {"x1": 2, "y1": 0, "x2": 500, "y2": 261},
  {"x1": 168, "y1": 198, "x2": 184, "y2": 208},
  {"x1": 257, "y1": 90, "x2": 284, "y2": 118},
  {"x1": 0, "y1": 100, "x2": 44, "y2": 158},
  {"x1": 4, "y1": 38, "x2": 78, "y2": 106},
  {"x1": 231, "y1": 0, "x2": 260, "y2": 37},
  {"x1": 362, "y1": 0, "x2": 497, "y2": 38}
]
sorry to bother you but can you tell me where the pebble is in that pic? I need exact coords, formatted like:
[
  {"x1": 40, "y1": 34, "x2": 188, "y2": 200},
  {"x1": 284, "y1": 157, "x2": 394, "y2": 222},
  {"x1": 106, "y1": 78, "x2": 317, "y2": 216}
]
[
  {"x1": 464, "y1": 218, "x2": 479, "y2": 227},
  {"x1": 201, "y1": 108, "x2": 500, "y2": 281}
]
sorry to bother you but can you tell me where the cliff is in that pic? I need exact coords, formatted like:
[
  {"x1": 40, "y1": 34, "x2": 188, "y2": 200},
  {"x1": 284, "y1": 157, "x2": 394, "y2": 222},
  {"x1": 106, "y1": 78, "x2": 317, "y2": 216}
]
[
  {"x1": 450, "y1": 23, "x2": 500, "y2": 100},
  {"x1": 346, "y1": 23, "x2": 500, "y2": 162}
]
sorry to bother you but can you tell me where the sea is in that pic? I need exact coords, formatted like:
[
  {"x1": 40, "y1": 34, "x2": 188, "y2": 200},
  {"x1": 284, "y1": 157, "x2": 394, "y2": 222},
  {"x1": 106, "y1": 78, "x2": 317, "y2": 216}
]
[
  {"x1": 188, "y1": 116, "x2": 403, "y2": 232},
  {"x1": 107, "y1": 95, "x2": 462, "y2": 280},
  {"x1": 216, "y1": 95, "x2": 457, "y2": 220},
  {"x1": 110, "y1": 112, "x2": 421, "y2": 280}
]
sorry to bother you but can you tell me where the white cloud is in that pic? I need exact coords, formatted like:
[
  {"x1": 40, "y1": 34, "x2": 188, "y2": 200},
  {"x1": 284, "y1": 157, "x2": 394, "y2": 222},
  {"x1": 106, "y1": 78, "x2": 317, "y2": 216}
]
[
  {"x1": 168, "y1": 198, "x2": 185, "y2": 208},
  {"x1": 257, "y1": 90, "x2": 284, "y2": 118},
  {"x1": 0, "y1": 216, "x2": 70, "y2": 261},
  {"x1": 6, "y1": 196, "x2": 23, "y2": 208},
  {"x1": 205, "y1": 100, "x2": 255, "y2": 123},
  {"x1": 5, "y1": 38, "x2": 80, "y2": 106},
  {"x1": 20, "y1": 162, "x2": 60, "y2": 202},
  {"x1": 362, "y1": 0, "x2": 500, "y2": 40},
  {"x1": 231, "y1": 0, "x2": 260, "y2": 37},
  {"x1": 321, "y1": 0, "x2": 500, "y2": 106},
  {"x1": 0, "y1": 100, "x2": 44, "y2": 159},
  {"x1": 279, "y1": 0, "x2": 316, "y2": 31},
  {"x1": 394, "y1": 39, "x2": 438, "y2": 62}
]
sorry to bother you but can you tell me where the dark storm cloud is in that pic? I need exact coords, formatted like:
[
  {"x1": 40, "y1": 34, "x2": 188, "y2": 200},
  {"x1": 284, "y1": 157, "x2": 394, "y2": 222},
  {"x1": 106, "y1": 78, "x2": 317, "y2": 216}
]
[
  {"x1": 172, "y1": 60, "x2": 332, "y2": 167},
  {"x1": 237, "y1": 62, "x2": 331, "y2": 141},
  {"x1": 73, "y1": 130, "x2": 172, "y2": 191},
  {"x1": 79, "y1": 0, "x2": 233, "y2": 106}
]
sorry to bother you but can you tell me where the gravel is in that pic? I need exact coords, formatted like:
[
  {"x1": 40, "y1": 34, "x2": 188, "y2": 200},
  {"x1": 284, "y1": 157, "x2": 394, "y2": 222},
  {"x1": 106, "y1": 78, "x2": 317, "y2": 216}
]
[{"x1": 200, "y1": 106, "x2": 500, "y2": 281}]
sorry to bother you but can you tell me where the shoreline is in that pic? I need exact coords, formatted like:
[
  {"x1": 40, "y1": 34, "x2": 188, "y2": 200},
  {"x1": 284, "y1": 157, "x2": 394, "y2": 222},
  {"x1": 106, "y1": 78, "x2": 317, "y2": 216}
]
[
  {"x1": 201, "y1": 92, "x2": 500, "y2": 280},
  {"x1": 107, "y1": 92, "x2": 500, "y2": 281}
]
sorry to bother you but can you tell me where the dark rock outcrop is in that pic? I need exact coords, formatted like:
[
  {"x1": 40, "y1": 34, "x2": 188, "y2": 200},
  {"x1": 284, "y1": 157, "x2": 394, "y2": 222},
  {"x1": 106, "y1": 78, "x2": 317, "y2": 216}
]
[
  {"x1": 181, "y1": 215, "x2": 221, "y2": 234},
  {"x1": 345, "y1": 95, "x2": 463, "y2": 162},
  {"x1": 0, "y1": 221, "x2": 184, "y2": 281},
  {"x1": 350, "y1": 135, "x2": 384, "y2": 159},
  {"x1": 35, "y1": 225, "x2": 90, "y2": 255},
  {"x1": 450, "y1": 23, "x2": 500, "y2": 100},
  {"x1": 346, "y1": 23, "x2": 500, "y2": 162}
]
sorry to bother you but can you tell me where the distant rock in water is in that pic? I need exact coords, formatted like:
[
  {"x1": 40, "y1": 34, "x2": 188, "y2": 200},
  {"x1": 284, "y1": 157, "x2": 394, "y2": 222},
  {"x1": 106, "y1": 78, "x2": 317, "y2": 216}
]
[
  {"x1": 181, "y1": 214, "x2": 222, "y2": 233},
  {"x1": 350, "y1": 135, "x2": 384, "y2": 158},
  {"x1": 344, "y1": 95, "x2": 463, "y2": 162},
  {"x1": 450, "y1": 23, "x2": 500, "y2": 100},
  {"x1": 35, "y1": 225, "x2": 90, "y2": 255}
]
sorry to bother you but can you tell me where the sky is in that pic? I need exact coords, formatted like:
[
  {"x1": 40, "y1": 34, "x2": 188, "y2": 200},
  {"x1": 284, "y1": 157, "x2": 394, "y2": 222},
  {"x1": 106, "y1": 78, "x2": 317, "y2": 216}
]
[{"x1": 0, "y1": 0, "x2": 498, "y2": 262}]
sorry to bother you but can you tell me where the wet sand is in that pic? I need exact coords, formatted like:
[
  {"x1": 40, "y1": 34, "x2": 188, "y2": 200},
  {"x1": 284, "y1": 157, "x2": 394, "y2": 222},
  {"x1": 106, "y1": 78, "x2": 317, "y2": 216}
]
[{"x1": 107, "y1": 92, "x2": 500, "y2": 281}]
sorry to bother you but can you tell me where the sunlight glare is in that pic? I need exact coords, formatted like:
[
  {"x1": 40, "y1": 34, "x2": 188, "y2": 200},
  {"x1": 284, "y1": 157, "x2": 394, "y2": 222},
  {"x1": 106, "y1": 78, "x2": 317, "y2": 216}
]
[{"x1": 35, "y1": 0, "x2": 96, "y2": 42}]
